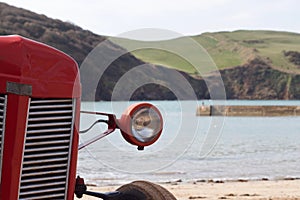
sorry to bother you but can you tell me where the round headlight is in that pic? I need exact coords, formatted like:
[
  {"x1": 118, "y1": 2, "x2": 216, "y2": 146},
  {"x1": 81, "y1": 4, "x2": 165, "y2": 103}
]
[{"x1": 118, "y1": 103, "x2": 163, "y2": 149}]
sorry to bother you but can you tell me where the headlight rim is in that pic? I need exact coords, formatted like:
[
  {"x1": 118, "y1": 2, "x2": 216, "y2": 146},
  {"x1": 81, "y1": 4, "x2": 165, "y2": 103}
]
[{"x1": 119, "y1": 102, "x2": 163, "y2": 147}]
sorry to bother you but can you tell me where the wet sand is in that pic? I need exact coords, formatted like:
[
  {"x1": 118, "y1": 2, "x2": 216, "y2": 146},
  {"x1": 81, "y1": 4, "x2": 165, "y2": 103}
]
[{"x1": 75, "y1": 179, "x2": 300, "y2": 200}]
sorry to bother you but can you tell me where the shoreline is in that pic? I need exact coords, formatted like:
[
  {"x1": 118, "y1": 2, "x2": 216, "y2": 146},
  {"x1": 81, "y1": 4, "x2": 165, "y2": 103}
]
[
  {"x1": 76, "y1": 179, "x2": 300, "y2": 200},
  {"x1": 82, "y1": 176, "x2": 300, "y2": 187}
]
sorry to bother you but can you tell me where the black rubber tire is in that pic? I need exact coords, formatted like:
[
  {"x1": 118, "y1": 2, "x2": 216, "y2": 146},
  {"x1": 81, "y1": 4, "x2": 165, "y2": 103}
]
[{"x1": 116, "y1": 180, "x2": 177, "y2": 200}]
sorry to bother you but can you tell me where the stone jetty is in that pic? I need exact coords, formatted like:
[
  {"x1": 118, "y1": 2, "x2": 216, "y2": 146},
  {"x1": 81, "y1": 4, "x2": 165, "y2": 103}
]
[{"x1": 196, "y1": 105, "x2": 300, "y2": 116}]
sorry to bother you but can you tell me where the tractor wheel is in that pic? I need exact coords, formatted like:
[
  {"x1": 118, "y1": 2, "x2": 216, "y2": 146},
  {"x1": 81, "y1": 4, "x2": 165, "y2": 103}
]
[{"x1": 116, "y1": 180, "x2": 177, "y2": 200}]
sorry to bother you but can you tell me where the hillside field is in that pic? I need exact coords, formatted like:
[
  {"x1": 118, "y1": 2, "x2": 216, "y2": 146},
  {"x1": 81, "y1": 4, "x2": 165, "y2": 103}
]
[{"x1": 114, "y1": 30, "x2": 300, "y2": 75}]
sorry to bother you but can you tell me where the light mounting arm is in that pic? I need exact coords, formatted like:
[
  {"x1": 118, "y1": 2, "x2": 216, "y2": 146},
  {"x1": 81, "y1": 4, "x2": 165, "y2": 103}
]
[{"x1": 78, "y1": 103, "x2": 163, "y2": 151}]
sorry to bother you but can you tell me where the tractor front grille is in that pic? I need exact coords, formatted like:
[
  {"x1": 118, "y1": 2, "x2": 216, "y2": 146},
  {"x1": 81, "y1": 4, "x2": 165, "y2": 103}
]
[
  {"x1": 19, "y1": 98, "x2": 75, "y2": 200},
  {"x1": 0, "y1": 94, "x2": 7, "y2": 183}
]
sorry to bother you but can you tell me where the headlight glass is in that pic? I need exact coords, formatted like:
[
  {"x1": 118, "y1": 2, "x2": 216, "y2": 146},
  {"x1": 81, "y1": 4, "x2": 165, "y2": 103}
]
[{"x1": 131, "y1": 107, "x2": 161, "y2": 143}]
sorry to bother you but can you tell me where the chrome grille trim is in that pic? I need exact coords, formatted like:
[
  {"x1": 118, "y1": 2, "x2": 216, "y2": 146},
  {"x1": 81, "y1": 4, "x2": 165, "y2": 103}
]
[
  {"x1": 23, "y1": 157, "x2": 68, "y2": 165},
  {"x1": 20, "y1": 181, "x2": 67, "y2": 190},
  {"x1": 25, "y1": 134, "x2": 71, "y2": 141},
  {"x1": 0, "y1": 94, "x2": 7, "y2": 184},
  {"x1": 28, "y1": 110, "x2": 73, "y2": 115},
  {"x1": 21, "y1": 169, "x2": 68, "y2": 177},
  {"x1": 30, "y1": 99, "x2": 73, "y2": 104},
  {"x1": 28, "y1": 115, "x2": 72, "y2": 122},
  {"x1": 21, "y1": 175, "x2": 67, "y2": 183},
  {"x1": 24, "y1": 145, "x2": 70, "y2": 153},
  {"x1": 27, "y1": 128, "x2": 71, "y2": 134},
  {"x1": 27, "y1": 121, "x2": 72, "y2": 128},
  {"x1": 19, "y1": 98, "x2": 75, "y2": 200},
  {"x1": 22, "y1": 163, "x2": 68, "y2": 171}
]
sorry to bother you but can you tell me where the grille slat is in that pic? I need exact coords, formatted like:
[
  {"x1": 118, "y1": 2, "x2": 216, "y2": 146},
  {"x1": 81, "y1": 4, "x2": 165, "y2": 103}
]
[
  {"x1": 21, "y1": 169, "x2": 67, "y2": 178},
  {"x1": 0, "y1": 94, "x2": 7, "y2": 185},
  {"x1": 29, "y1": 110, "x2": 73, "y2": 116},
  {"x1": 30, "y1": 99, "x2": 72, "y2": 104},
  {"x1": 28, "y1": 116, "x2": 72, "y2": 122},
  {"x1": 29, "y1": 104, "x2": 73, "y2": 110},
  {"x1": 24, "y1": 148, "x2": 69, "y2": 158},
  {"x1": 23, "y1": 157, "x2": 68, "y2": 165},
  {"x1": 23, "y1": 193, "x2": 65, "y2": 200},
  {"x1": 21, "y1": 181, "x2": 67, "y2": 190},
  {"x1": 19, "y1": 98, "x2": 75, "y2": 200},
  {"x1": 20, "y1": 175, "x2": 67, "y2": 183},
  {"x1": 27, "y1": 127, "x2": 71, "y2": 134},
  {"x1": 25, "y1": 139, "x2": 70, "y2": 146},
  {"x1": 24, "y1": 146, "x2": 70, "y2": 153},
  {"x1": 28, "y1": 121, "x2": 72, "y2": 128},
  {"x1": 25, "y1": 134, "x2": 71, "y2": 141},
  {"x1": 19, "y1": 187, "x2": 66, "y2": 196},
  {"x1": 22, "y1": 163, "x2": 68, "y2": 171}
]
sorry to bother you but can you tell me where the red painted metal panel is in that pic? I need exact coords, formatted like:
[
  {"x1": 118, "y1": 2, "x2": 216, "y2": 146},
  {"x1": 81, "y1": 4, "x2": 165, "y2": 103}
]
[
  {"x1": 0, "y1": 94, "x2": 29, "y2": 200},
  {"x1": 67, "y1": 99, "x2": 81, "y2": 200},
  {"x1": 0, "y1": 35, "x2": 81, "y2": 98},
  {"x1": 0, "y1": 35, "x2": 81, "y2": 200}
]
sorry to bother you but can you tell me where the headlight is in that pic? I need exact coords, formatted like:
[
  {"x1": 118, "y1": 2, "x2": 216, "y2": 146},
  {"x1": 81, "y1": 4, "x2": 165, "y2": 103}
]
[{"x1": 118, "y1": 103, "x2": 163, "y2": 150}]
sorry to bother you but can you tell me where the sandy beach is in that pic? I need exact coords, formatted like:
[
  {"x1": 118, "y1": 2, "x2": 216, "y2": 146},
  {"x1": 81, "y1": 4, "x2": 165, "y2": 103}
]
[{"x1": 75, "y1": 179, "x2": 300, "y2": 200}]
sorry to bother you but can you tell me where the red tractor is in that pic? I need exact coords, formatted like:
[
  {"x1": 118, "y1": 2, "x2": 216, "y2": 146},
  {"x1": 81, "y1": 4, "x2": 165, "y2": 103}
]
[{"x1": 0, "y1": 35, "x2": 176, "y2": 200}]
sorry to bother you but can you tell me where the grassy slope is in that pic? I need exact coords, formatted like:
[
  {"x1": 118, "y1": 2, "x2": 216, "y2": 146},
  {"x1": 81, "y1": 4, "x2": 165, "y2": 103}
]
[{"x1": 117, "y1": 30, "x2": 300, "y2": 74}]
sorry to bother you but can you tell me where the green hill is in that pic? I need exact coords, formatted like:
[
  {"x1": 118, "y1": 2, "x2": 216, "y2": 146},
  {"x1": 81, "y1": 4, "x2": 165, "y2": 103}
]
[
  {"x1": 1, "y1": 2, "x2": 300, "y2": 100},
  {"x1": 0, "y1": 2, "x2": 204, "y2": 101},
  {"x1": 126, "y1": 30, "x2": 300, "y2": 74}
]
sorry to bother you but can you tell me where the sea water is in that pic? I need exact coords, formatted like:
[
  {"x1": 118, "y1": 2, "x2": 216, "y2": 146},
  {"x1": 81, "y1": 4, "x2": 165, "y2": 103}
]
[{"x1": 77, "y1": 100, "x2": 300, "y2": 185}]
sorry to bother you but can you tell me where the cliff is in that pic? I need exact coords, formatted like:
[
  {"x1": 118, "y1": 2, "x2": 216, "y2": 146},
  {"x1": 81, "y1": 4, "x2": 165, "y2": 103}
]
[{"x1": 1, "y1": 2, "x2": 299, "y2": 100}]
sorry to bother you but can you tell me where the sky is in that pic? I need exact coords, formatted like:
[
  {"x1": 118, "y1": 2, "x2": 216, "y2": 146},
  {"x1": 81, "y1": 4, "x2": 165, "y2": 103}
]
[{"x1": 2, "y1": 0, "x2": 300, "y2": 37}]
